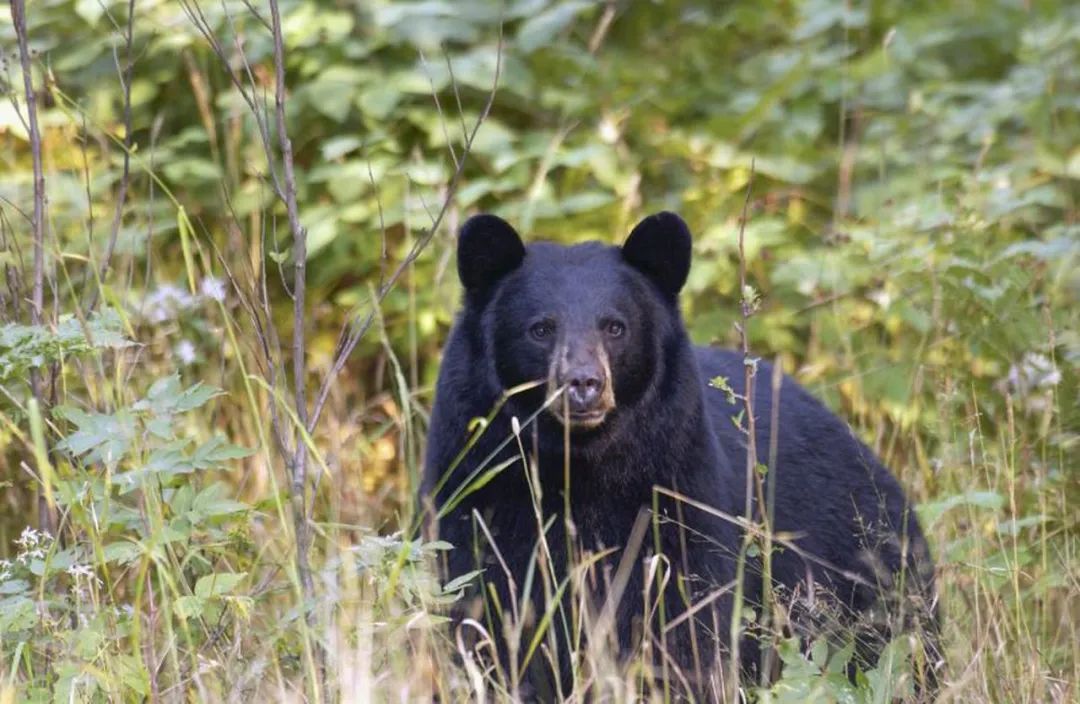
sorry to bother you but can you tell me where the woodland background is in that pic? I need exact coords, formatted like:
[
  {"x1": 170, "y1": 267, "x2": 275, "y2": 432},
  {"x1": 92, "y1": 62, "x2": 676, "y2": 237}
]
[{"x1": 0, "y1": 0, "x2": 1077, "y2": 701}]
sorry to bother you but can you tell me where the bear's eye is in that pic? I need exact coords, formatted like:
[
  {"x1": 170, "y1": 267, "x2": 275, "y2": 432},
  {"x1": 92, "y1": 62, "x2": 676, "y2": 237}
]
[
  {"x1": 604, "y1": 320, "x2": 626, "y2": 338},
  {"x1": 529, "y1": 320, "x2": 555, "y2": 341}
]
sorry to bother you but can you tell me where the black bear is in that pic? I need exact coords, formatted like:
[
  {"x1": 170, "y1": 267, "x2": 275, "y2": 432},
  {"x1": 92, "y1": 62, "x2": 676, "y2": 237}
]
[{"x1": 421, "y1": 212, "x2": 939, "y2": 700}]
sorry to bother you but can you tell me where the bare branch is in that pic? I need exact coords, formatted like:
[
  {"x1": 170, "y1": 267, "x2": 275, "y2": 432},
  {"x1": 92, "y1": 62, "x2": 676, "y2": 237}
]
[
  {"x1": 267, "y1": 0, "x2": 310, "y2": 513},
  {"x1": 10, "y1": 0, "x2": 50, "y2": 533},
  {"x1": 10, "y1": 0, "x2": 45, "y2": 333},
  {"x1": 263, "y1": 4, "x2": 325, "y2": 695}
]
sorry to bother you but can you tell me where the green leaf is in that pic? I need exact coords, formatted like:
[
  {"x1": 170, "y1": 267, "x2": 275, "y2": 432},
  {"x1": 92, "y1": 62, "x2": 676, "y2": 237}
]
[
  {"x1": 358, "y1": 83, "x2": 402, "y2": 120},
  {"x1": 917, "y1": 490, "x2": 1004, "y2": 529},
  {"x1": 442, "y1": 569, "x2": 482, "y2": 594},
  {"x1": 0, "y1": 595, "x2": 36, "y2": 632},
  {"x1": 517, "y1": 1, "x2": 593, "y2": 53},
  {"x1": 194, "y1": 572, "x2": 246, "y2": 599},
  {"x1": 191, "y1": 482, "x2": 250, "y2": 518},
  {"x1": 103, "y1": 542, "x2": 143, "y2": 565},
  {"x1": 0, "y1": 580, "x2": 30, "y2": 595},
  {"x1": 0, "y1": 310, "x2": 132, "y2": 381},
  {"x1": 173, "y1": 595, "x2": 204, "y2": 620},
  {"x1": 55, "y1": 408, "x2": 136, "y2": 468},
  {"x1": 133, "y1": 375, "x2": 222, "y2": 416},
  {"x1": 190, "y1": 436, "x2": 255, "y2": 469}
]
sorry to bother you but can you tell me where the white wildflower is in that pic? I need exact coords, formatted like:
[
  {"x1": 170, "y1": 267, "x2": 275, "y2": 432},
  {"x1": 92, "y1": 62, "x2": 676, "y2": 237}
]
[
  {"x1": 999, "y1": 351, "x2": 1062, "y2": 414},
  {"x1": 200, "y1": 276, "x2": 227, "y2": 302},
  {"x1": 175, "y1": 339, "x2": 197, "y2": 365},
  {"x1": 145, "y1": 283, "x2": 196, "y2": 323},
  {"x1": 16, "y1": 526, "x2": 47, "y2": 550},
  {"x1": 598, "y1": 116, "x2": 620, "y2": 144}
]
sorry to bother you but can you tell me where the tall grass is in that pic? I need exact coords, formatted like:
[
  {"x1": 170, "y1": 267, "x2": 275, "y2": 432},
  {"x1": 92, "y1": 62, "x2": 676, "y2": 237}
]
[
  {"x1": 0, "y1": 1, "x2": 1076, "y2": 702},
  {"x1": 0, "y1": 241, "x2": 1074, "y2": 701}
]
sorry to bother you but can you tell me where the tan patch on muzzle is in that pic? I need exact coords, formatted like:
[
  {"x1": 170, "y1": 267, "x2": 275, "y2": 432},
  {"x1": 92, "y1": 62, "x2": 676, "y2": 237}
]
[{"x1": 546, "y1": 341, "x2": 616, "y2": 429}]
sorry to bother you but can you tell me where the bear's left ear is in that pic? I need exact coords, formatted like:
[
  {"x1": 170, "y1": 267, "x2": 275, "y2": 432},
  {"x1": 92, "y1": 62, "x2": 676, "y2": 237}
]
[
  {"x1": 457, "y1": 214, "x2": 526, "y2": 292},
  {"x1": 622, "y1": 211, "x2": 692, "y2": 296}
]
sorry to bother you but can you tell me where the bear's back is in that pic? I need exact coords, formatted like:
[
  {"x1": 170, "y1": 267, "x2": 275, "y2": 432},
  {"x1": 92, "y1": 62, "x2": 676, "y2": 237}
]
[{"x1": 693, "y1": 346, "x2": 933, "y2": 608}]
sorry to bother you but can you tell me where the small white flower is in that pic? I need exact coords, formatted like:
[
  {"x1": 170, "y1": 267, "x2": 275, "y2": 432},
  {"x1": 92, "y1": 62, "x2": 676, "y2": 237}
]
[
  {"x1": 15, "y1": 527, "x2": 34, "y2": 549},
  {"x1": 175, "y1": 339, "x2": 197, "y2": 365},
  {"x1": 868, "y1": 288, "x2": 892, "y2": 310},
  {"x1": 145, "y1": 283, "x2": 196, "y2": 322},
  {"x1": 598, "y1": 116, "x2": 620, "y2": 144},
  {"x1": 67, "y1": 563, "x2": 103, "y2": 588},
  {"x1": 200, "y1": 276, "x2": 227, "y2": 302},
  {"x1": 16, "y1": 526, "x2": 47, "y2": 550}
]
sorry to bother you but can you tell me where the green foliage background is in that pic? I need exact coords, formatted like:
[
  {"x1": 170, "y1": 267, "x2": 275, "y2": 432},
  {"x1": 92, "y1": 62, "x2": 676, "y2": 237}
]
[{"x1": 0, "y1": 0, "x2": 1077, "y2": 701}]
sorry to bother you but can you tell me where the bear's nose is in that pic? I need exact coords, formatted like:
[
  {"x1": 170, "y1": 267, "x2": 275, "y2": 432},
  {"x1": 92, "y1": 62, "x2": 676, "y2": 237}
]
[{"x1": 566, "y1": 372, "x2": 605, "y2": 413}]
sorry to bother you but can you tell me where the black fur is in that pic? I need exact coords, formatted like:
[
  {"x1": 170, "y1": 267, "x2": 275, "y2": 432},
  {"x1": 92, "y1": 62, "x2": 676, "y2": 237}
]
[{"x1": 421, "y1": 213, "x2": 939, "y2": 699}]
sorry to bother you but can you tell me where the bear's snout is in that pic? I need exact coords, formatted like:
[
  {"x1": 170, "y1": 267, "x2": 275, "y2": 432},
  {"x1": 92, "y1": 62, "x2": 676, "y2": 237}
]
[
  {"x1": 565, "y1": 366, "x2": 606, "y2": 414},
  {"x1": 547, "y1": 340, "x2": 616, "y2": 428}
]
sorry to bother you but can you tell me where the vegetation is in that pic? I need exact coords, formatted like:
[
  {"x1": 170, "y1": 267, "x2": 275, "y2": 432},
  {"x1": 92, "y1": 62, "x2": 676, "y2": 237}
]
[{"x1": 0, "y1": 0, "x2": 1076, "y2": 701}]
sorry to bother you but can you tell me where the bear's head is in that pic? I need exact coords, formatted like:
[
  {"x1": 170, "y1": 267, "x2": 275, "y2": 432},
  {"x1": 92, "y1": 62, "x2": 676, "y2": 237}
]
[{"x1": 456, "y1": 212, "x2": 694, "y2": 451}]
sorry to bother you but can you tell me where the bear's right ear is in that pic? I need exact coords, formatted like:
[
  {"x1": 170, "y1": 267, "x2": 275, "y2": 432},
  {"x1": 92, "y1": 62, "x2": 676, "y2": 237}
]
[
  {"x1": 457, "y1": 214, "x2": 526, "y2": 291},
  {"x1": 622, "y1": 211, "x2": 692, "y2": 296}
]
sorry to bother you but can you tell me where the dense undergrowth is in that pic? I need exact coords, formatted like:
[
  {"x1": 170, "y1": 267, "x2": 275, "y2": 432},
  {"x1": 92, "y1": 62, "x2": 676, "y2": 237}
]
[{"x1": 0, "y1": 0, "x2": 1077, "y2": 701}]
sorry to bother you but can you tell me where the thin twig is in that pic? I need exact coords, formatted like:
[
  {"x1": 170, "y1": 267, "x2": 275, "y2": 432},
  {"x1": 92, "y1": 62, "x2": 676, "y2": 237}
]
[
  {"x1": 266, "y1": 0, "x2": 317, "y2": 666},
  {"x1": 728, "y1": 160, "x2": 756, "y2": 698},
  {"x1": 10, "y1": 1, "x2": 45, "y2": 335},
  {"x1": 177, "y1": 0, "x2": 283, "y2": 199},
  {"x1": 737, "y1": 161, "x2": 758, "y2": 519},
  {"x1": 86, "y1": 0, "x2": 137, "y2": 312},
  {"x1": 11, "y1": 0, "x2": 50, "y2": 534}
]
